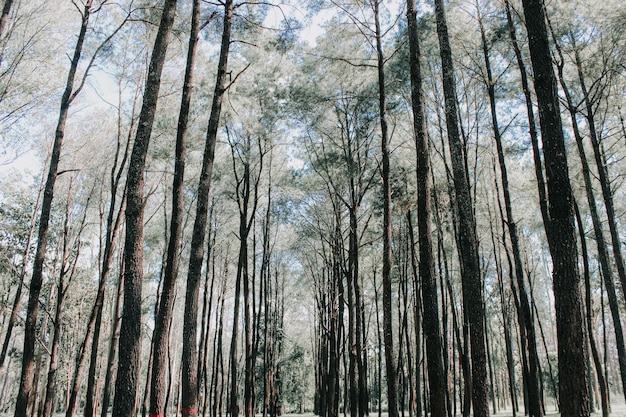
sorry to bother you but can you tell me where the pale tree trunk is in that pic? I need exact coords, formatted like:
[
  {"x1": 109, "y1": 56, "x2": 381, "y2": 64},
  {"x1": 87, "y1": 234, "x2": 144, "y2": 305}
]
[
  {"x1": 520, "y1": 0, "x2": 589, "y2": 414},
  {"x1": 112, "y1": 0, "x2": 178, "y2": 416}
]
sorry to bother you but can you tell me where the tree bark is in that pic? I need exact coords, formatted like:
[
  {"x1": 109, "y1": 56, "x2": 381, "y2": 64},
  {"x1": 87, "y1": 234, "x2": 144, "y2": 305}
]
[
  {"x1": 520, "y1": 0, "x2": 589, "y2": 414},
  {"x1": 149, "y1": 0, "x2": 199, "y2": 415},
  {"x1": 432, "y1": 0, "x2": 489, "y2": 415},
  {"x1": 406, "y1": 1, "x2": 447, "y2": 415},
  {"x1": 112, "y1": 1, "x2": 178, "y2": 416},
  {"x1": 181, "y1": 2, "x2": 233, "y2": 417}
]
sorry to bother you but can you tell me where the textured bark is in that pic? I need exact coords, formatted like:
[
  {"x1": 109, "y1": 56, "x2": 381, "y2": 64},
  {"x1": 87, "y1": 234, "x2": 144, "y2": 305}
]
[
  {"x1": 520, "y1": 0, "x2": 589, "y2": 414},
  {"x1": 149, "y1": 1, "x2": 199, "y2": 415},
  {"x1": 433, "y1": 0, "x2": 489, "y2": 415},
  {"x1": 181, "y1": 2, "x2": 232, "y2": 417},
  {"x1": 14, "y1": 3, "x2": 93, "y2": 415},
  {"x1": 112, "y1": 1, "x2": 178, "y2": 416},
  {"x1": 406, "y1": 1, "x2": 447, "y2": 415}
]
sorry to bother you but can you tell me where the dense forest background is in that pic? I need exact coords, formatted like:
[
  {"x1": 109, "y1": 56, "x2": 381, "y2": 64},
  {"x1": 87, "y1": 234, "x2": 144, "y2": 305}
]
[{"x1": 0, "y1": 0, "x2": 625, "y2": 416}]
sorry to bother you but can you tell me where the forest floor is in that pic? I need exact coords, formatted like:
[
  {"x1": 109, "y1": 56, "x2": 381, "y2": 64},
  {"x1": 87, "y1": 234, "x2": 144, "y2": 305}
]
[{"x1": 279, "y1": 402, "x2": 626, "y2": 417}]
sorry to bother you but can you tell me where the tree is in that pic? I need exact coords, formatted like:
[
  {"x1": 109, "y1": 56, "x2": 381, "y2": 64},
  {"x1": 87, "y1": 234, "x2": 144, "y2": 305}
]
[
  {"x1": 181, "y1": 1, "x2": 234, "y2": 416},
  {"x1": 432, "y1": 0, "x2": 490, "y2": 415},
  {"x1": 14, "y1": 2, "x2": 95, "y2": 415},
  {"x1": 113, "y1": 1, "x2": 178, "y2": 416},
  {"x1": 520, "y1": 0, "x2": 590, "y2": 414},
  {"x1": 406, "y1": 0, "x2": 448, "y2": 415},
  {"x1": 148, "y1": 0, "x2": 201, "y2": 415}
]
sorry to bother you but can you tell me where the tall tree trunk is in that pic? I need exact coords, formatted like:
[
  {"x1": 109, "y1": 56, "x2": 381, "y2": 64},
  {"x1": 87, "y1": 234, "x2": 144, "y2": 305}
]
[
  {"x1": 14, "y1": 2, "x2": 93, "y2": 415},
  {"x1": 520, "y1": 0, "x2": 589, "y2": 414},
  {"x1": 372, "y1": 2, "x2": 398, "y2": 416},
  {"x1": 149, "y1": 0, "x2": 199, "y2": 415},
  {"x1": 113, "y1": 1, "x2": 178, "y2": 416},
  {"x1": 406, "y1": 1, "x2": 447, "y2": 415},
  {"x1": 432, "y1": 0, "x2": 489, "y2": 415},
  {"x1": 180, "y1": 3, "x2": 232, "y2": 417},
  {"x1": 476, "y1": 6, "x2": 543, "y2": 415}
]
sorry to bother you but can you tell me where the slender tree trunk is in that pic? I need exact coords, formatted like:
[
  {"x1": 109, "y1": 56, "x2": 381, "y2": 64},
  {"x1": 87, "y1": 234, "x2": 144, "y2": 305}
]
[
  {"x1": 100, "y1": 262, "x2": 124, "y2": 417},
  {"x1": 406, "y1": 1, "x2": 447, "y2": 415},
  {"x1": 372, "y1": 2, "x2": 398, "y2": 416},
  {"x1": 149, "y1": 0, "x2": 199, "y2": 415},
  {"x1": 407, "y1": 211, "x2": 423, "y2": 417},
  {"x1": 520, "y1": 0, "x2": 589, "y2": 414},
  {"x1": 113, "y1": 1, "x2": 178, "y2": 416},
  {"x1": 488, "y1": 197, "x2": 517, "y2": 417},
  {"x1": 433, "y1": 0, "x2": 489, "y2": 415},
  {"x1": 181, "y1": 3, "x2": 232, "y2": 417},
  {"x1": 477, "y1": 7, "x2": 543, "y2": 416},
  {"x1": 14, "y1": 3, "x2": 93, "y2": 415},
  {"x1": 574, "y1": 201, "x2": 609, "y2": 417}
]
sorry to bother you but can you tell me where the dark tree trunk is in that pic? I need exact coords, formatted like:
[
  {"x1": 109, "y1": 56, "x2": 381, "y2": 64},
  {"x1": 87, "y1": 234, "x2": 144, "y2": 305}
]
[
  {"x1": 574, "y1": 202, "x2": 609, "y2": 417},
  {"x1": 149, "y1": 0, "x2": 199, "y2": 415},
  {"x1": 99, "y1": 263, "x2": 124, "y2": 417},
  {"x1": 180, "y1": 3, "x2": 232, "y2": 417},
  {"x1": 406, "y1": 1, "x2": 447, "y2": 415},
  {"x1": 520, "y1": 0, "x2": 589, "y2": 414},
  {"x1": 373, "y1": 2, "x2": 398, "y2": 416},
  {"x1": 113, "y1": 1, "x2": 178, "y2": 416},
  {"x1": 477, "y1": 7, "x2": 543, "y2": 415},
  {"x1": 14, "y1": 3, "x2": 93, "y2": 415},
  {"x1": 432, "y1": 0, "x2": 489, "y2": 415}
]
